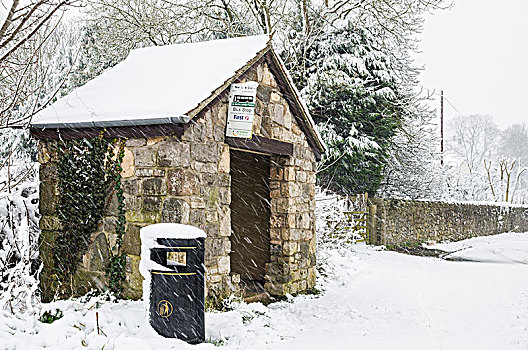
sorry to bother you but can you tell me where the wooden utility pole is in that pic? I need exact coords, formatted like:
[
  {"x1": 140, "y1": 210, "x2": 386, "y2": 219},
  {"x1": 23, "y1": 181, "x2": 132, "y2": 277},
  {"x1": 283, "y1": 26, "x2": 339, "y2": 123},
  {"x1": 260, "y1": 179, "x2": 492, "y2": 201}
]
[{"x1": 441, "y1": 90, "x2": 444, "y2": 166}]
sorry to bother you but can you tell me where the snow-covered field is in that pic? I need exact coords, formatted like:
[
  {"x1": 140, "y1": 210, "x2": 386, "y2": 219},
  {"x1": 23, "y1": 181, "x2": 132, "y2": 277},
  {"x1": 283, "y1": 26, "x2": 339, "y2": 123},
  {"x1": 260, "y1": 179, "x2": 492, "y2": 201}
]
[{"x1": 2, "y1": 232, "x2": 528, "y2": 350}]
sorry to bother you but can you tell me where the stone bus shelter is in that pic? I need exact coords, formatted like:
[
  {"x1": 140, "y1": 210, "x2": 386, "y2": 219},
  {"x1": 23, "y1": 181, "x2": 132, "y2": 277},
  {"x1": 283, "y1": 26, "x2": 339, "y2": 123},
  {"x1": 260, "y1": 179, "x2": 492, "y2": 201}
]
[{"x1": 31, "y1": 35, "x2": 325, "y2": 302}]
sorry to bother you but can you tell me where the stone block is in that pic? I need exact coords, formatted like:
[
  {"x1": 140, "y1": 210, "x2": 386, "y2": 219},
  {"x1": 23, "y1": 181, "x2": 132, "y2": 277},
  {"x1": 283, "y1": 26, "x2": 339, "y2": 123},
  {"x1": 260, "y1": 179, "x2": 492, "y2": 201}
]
[
  {"x1": 207, "y1": 274, "x2": 222, "y2": 284},
  {"x1": 157, "y1": 140, "x2": 190, "y2": 167},
  {"x1": 270, "y1": 92, "x2": 281, "y2": 103},
  {"x1": 106, "y1": 192, "x2": 119, "y2": 216},
  {"x1": 218, "y1": 145, "x2": 230, "y2": 173},
  {"x1": 262, "y1": 68, "x2": 278, "y2": 88},
  {"x1": 218, "y1": 188, "x2": 231, "y2": 205},
  {"x1": 124, "y1": 195, "x2": 141, "y2": 211},
  {"x1": 190, "y1": 209, "x2": 205, "y2": 225},
  {"x1": 231, "y1": 273, "x2": 241, "y2": 284},
  {"x1": 257, "y1": 85, "x2": 272, "y2": 103},
  {"x1": 125, "y1": 138, "x2": 146, "y2": 147},
  {"x1": 206, "y1": 188, "x2": 219, "y2": 207},
  {"x1": 217, "y1": 104, "x2": 228, "y2": 124},
  {"x1": 121, "y1": 147, "x2": 134, "y2": 178},
  {"x1": 206, "y1": 238, "x2": 231, "y2": 257},
  {"x1": 270, "y1": 228, "x2": 281, "y2": 241},
  {"x1": 284, "y1": 167, "x2": 296, "y2": 181},
  {"x1": 206, "y1": 210, "x2": 218, "y2": 222},
  {"x1": 39, "y1": 163, "x2": 57, "y2": 181},
  {"x1": 40, "y1": 215, "x2": 61, "y2": 231},
  {"x1": 191, "y1": 196, "x2": 206, "y2": 209},
  {"x1": 287, "y1": 214, "x2": 296, "y2": 228},
  {"x1": 89, "y1": 233, "x2": 110, "y2": 272},
  {"x1": 217, "y1": 173, "x2": 230, "y2": 187},
  {"x1": 142, "y1": 178, "x2": 167, "y2": 196},
  {"x1": 205, "y1": 223, "x2": 220, "y2": 237},
  {"x1": 103, "y1": 216, "x2": 117, "y2": 233},
  {"x1": 270, "y1": 243, "x2": 282, "y2": 256},
  {"x1": 219, "y1": 209, "x2": 231, "y2": 236},
  {"x1": 275, "y1": 198, "x2": 296, "y2": 213},
  {"x1": 217, "y1": 256, "x2": 230, "y2": 274},
  {"x1": 264, "y1": 281, "x2": 285, "y2": 296},
  {"x1": 72, "y1": 270, "x2": 106, "y2": 297},
  {"x1": 123, "y1": 224, "x2": 142, "y2": 256},
  {"x1": 122, "y1": 179, "x2": 138, "y2": 195},
  {"x1": 270, "y1": 166, "x2": 283, "y2": 181},
  {"x1": 283, "y1": 241, "x2": 299, "y2": 255},
  {"x1": 307, "y1": 267, "x2": 316, "y2": 288},
  {"x1": 39, "y1": 181, "x2": 57, "y2": 215},
  {"x1": 270, "y1": 214, "x2": 286, "y2": 228},
  {"x1": 168, "y1": 169, "x2": 200, "y2": 196},
  {"x1": 296, "y1": 171, "x2": 307, "y2": 183},
  {"x1": 270, "y1": 189, "x2": 281, "y2": 199},
  {"x1": 191, "y1": 143, "x2": 219, "y2": 163},
  {"x1": 273, "y1": 104, "x2": 285, "y2": 126},
  {"x1": 134, "y1": 147, "x2": 156, "y2": 167},
  {"x1": 123, "y1": 255, "x2": 144, "y2": 300},
  {"x1": 135, "y1": 168, "x2": 165, "y2": 177},
  {"x1": 185, "y1": 123, "x2": 208, "y2": 143},
  {"x1": 143, "y1": 196, "x2": 162, "y2": 212},
  {"x1": 288, "y1": 229, "x2": 303, "y2": 241},
  {"x1": 301, "y1": 212, "x2": 311, "y2": 229},
  {"x1": 194, "y1": 162, "x2": 217, "y2": 173},
  {"x1": 161, "y1": 198, "x2": 189, "y2": 223},
  {"x1": 213, "y1": 125, "x2": 225, "y2": 142},
  {"x1": 126, "y1": 210, "x2": 160, "y2": 223}
]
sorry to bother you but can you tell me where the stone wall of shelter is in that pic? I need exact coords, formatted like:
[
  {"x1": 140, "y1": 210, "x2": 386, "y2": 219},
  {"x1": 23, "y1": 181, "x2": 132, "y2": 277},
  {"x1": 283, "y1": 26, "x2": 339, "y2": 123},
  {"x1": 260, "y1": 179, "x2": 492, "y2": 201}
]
[{"x1": 38, "y1": 58, "x2": 318, "y2": 301}]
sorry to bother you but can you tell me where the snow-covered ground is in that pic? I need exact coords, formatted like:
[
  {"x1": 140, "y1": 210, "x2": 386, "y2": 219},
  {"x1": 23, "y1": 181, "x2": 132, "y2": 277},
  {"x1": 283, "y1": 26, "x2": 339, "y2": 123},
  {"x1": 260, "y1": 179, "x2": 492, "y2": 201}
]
[
  {"x1": 428, "y1": 231, "x2": 528, "y2": 264},
  {"x1": 2, "y1": 232, "x2": 528, "y2": 350}
]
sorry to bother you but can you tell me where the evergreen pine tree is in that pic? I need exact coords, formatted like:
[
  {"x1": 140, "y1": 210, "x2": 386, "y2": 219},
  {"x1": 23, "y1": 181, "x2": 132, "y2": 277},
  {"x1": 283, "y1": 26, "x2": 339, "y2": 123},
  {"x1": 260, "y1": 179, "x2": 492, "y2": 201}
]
[{"x1": 301, "y1": 23, "x2": 402, "y2": 195}]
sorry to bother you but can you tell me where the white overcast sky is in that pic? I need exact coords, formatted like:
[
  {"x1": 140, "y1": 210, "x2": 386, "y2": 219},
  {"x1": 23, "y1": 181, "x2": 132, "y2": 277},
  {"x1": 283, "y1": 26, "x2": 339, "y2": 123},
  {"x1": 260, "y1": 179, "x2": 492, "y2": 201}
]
[{"x1": 415, "y1": 0, "x2": 528, "y2": 129}]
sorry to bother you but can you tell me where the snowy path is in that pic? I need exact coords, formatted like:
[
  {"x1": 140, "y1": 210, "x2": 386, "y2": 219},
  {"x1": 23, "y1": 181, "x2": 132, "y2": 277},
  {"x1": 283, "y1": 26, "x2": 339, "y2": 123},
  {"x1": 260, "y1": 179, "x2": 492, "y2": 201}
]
[{"x1": 2, "y1": 233, "x2": 528, "y2": 349}]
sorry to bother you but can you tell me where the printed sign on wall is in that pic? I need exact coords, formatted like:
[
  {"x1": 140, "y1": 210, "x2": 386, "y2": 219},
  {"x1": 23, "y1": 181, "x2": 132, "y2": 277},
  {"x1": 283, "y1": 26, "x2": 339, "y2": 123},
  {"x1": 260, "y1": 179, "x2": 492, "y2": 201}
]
[{"x1": 225, "y1": 81, "x2": 259, "y2": 138}]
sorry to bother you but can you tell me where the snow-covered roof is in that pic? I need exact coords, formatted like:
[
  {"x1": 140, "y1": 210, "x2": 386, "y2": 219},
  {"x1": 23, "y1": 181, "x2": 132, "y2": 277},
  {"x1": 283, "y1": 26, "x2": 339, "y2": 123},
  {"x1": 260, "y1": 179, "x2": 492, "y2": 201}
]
[
  {"x1": 31, "y1": 35, "x2": 326, "y2": 157},
  {"x1": 31, "y1": 35, "x2": 270, "y2": 128}
]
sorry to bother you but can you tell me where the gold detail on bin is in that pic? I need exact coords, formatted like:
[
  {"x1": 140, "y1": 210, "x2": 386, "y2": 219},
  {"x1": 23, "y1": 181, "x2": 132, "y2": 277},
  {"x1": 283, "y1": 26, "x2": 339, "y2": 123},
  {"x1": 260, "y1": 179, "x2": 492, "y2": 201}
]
[{"x1": 157, "y1": 300, "x2": 173, "y2": 318}]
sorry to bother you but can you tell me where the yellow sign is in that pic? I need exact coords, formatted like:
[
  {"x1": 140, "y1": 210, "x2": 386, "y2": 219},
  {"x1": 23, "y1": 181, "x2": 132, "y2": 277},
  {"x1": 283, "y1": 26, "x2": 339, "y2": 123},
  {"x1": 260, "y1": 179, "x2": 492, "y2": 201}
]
[{"x1": 157, "y1": 300, "x2": 173, "y2": 318}]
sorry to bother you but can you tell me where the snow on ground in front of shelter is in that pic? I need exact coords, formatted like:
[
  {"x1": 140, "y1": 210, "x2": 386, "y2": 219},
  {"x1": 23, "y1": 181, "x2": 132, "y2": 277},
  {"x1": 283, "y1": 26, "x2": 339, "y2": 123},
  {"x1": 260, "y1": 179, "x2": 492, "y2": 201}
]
[
  {"x1": 428, "y1": 231, "x2": 528, "y2": 263},
  {"x1": 2, "y1": 232, "x2": 528, "y2": 350}
]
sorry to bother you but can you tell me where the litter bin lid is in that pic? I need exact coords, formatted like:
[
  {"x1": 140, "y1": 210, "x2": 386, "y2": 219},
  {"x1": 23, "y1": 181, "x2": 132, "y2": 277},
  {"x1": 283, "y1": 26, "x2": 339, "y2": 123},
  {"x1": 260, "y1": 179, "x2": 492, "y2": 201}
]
[{"x1": 140, "y1": 223, "x2": 207, "y2": 240}]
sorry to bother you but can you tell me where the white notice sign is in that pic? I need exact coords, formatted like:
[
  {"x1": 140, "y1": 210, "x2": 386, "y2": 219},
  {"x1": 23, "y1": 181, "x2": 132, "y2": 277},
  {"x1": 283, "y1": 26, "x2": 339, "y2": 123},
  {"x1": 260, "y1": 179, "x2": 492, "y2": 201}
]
[{"x1": 225, "y1": 81, "x2": 259, "y2": 138}]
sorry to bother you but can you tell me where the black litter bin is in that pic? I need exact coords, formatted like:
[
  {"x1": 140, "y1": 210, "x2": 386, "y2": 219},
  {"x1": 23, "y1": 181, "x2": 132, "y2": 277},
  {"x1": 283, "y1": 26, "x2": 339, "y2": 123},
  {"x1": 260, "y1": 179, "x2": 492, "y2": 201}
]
[{"x1": 149, "y1": 236, "x2": 205, "y2": 344}]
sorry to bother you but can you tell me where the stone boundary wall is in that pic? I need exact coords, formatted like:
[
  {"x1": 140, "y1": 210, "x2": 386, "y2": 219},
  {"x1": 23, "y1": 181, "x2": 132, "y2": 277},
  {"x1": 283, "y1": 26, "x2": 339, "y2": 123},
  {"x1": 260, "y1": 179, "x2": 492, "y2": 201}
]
[{"x1": 368, "y1": 199, "x2": 528, "y2": 246}]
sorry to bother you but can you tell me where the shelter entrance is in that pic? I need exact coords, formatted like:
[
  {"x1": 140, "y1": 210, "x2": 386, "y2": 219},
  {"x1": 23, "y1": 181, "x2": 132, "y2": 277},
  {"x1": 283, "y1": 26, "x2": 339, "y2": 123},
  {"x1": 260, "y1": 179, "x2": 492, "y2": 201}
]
[{"x1": 230, "y1": 150, "x2": 271, "y2": 295}]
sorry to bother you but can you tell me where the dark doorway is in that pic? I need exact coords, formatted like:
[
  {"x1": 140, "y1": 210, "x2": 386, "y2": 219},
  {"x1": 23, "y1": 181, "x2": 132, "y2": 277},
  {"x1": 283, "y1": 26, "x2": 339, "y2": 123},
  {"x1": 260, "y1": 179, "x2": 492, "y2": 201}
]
[{"x1": 230, "y1": 150, "x2": 271, "y2": 290}]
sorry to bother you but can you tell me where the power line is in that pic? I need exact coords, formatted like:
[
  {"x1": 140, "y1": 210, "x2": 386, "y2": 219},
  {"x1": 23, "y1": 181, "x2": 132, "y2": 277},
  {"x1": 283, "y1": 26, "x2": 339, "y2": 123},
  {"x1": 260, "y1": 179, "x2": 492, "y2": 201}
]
[{"x1": 419, "y1": 85, "x2": 464, "y2": 116}]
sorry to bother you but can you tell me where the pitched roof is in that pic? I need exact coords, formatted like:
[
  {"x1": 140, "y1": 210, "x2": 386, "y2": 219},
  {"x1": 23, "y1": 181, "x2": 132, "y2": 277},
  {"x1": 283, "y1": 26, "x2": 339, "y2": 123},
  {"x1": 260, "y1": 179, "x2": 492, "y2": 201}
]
[
  {"x1": 32, "y1": 36, "x2": 270, "y2": 127},
  {"x1": 31, "y1": 35, "x2": 325, "y2": 155}
]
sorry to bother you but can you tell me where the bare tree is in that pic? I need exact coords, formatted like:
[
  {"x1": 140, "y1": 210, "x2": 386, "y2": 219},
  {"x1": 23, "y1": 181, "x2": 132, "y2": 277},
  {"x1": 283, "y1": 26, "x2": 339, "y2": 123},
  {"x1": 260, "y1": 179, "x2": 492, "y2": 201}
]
[
  {"x1": 446, "y1": 114, "x2": 499, "y2": 175},
  {"x1": 0, "y1": 0, "x2": 75, "y2": 313},
  {"x1": 484, "y1": 158, "x2": 527, "y2": 204},
  {"x1": 0, "y1": 0, "x2": 77, "y2": 127}
]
